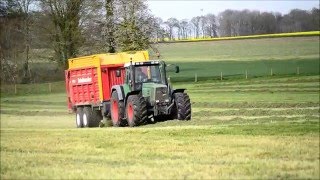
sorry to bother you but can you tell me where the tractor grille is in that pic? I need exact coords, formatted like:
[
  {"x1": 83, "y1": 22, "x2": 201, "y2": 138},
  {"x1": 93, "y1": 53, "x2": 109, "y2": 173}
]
[{"x1": 155, "y1": 87, "x2": 168, "y2": 103}]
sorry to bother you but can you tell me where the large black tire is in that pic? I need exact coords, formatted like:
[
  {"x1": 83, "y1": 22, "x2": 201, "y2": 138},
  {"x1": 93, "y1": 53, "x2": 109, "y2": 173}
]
[
  {"x1": 126, "y1": 95, "x2": 148, "y2": 127},
  {"x1": 76, "y1": 107, "x2": 84, "y2": 128},
  {"x1": 110, "y1": 91, "x2": 124, "y2": 127},
  {"x1": 82, "y1": 107, "x2": 100, "y2": 127},
  {"x1": 172, "y1": 92, "x2": 191, "y2": 120}
]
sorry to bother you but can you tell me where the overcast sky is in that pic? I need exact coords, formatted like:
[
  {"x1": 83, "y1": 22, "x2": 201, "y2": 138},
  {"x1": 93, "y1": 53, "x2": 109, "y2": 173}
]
[{"x1": 147, "y1": 0, "x2": 319, "y2": 20}]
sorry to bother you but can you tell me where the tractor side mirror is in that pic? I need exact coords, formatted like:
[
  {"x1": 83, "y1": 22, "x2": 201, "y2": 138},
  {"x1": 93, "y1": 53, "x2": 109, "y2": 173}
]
[
  {"x1": 116, "y1": 69, "x2": 121, "y2": 77},
  {"x1": 175, "y1": 66, "x2": 180, "y2": 73}
]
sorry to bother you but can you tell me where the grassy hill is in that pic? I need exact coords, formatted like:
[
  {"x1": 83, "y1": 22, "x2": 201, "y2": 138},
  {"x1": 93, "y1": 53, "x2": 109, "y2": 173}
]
[
  {"x1": 148, "y1": 37, "x2": 320, "y2": 82},
  {"x1": 152, "y1": 36, "x2": 319, "y2": 62}
]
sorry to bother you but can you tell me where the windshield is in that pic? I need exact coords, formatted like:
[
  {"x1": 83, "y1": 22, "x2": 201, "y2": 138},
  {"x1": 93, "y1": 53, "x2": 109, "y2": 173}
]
[{"x1": 135, "y1": 65, "x2": 162, "y2": 83}]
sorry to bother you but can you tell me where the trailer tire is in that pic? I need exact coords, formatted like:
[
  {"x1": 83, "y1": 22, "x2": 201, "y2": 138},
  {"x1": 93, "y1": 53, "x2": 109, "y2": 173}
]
[
  {"x1": 82, "y1": 107, "x2": 100, "y2": 127},
  {"x1": 83, "y1": 107, "x2": 92, "y2": 127},
  {"x1": 126, "y1": 95, "x2": 148, "y2": 127},
  {"x1": 76, "y1": 107, "x2": 84, "y2": 128},
  {"x1": 111, "y1": 91, "x2": 124, "y2": 127},
  {"x1": 172, "y1": 92, "x2": 191, "y2": 120}
]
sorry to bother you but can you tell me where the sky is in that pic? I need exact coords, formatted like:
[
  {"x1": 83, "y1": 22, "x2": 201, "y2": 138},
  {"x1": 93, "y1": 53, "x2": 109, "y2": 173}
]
[{"x1": 147, "y1": 0, "x2": 319, "y2": 20}]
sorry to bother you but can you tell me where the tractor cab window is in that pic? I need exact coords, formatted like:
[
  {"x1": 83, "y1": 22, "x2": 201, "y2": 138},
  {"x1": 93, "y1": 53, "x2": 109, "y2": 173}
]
[{"x1": 135, "y1": 65, "x2": 162, "y2": 84}]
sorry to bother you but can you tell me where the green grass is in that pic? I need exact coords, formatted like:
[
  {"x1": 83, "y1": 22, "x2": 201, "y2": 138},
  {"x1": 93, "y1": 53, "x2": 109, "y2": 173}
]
[
  {"x1": 167, "y1": 59, "x2": 319, "y2": 82},
  {"x1": 1, "y1": 75, "x2": 319, "y2": 179},
  {"x1": 150, "y1": 36, "x2": 320, "y2": 82}
]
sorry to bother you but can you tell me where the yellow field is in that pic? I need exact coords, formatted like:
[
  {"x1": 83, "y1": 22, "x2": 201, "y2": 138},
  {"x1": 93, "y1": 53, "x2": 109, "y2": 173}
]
[{"x1": 159, "y1": 31, "x2": 320, "y2": 43}]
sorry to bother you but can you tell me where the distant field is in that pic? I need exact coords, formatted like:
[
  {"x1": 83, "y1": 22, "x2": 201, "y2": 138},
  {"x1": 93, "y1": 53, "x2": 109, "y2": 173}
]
[
  {"x1": 151, "y1": 37, "x2": 320, "y2": 62},
  {"x1": 150, "y1": 36, "x2": 320, "y2": 82},
  {"x1": 1, "y1": 75, "x2": 319, "y2": 179}
]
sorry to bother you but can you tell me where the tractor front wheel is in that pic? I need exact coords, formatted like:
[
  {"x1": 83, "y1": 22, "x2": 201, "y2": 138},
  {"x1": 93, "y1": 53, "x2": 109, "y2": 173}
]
[
  {"x1": 126, "y1": 95, "x2": 148, "y2": 127},
  {"x1": 172, "y1": 92, "x2": 191, "y2": 120}
]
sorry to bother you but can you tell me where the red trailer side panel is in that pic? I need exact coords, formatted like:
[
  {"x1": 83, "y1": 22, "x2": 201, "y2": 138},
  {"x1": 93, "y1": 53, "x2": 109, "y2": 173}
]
[
  {"x1": 68, "y1": 67, "x2": 100, "y2": 107},
  {"x1": 101, "y1": 66, "x2": 125, "y2": 101}
]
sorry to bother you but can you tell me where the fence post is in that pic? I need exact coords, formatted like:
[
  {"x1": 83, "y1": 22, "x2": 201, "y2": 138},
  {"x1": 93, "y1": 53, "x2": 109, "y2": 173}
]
[
  {"x1": 245, "y1": 70, "x2": 248, "y2": 79},
  {"x1": 194, "y1": 73, "x2": 197, "y2": 82},
  {"x1": 14, "y1": 84, "x2": 17, "y2": 94},
  {"x1": 49, "y1": 83, "x2": 52, "y2": 93},
  {"x1": 270, "y1": 68, "x2": 273, "y2": 76},
  {"x1": 220, "y1": 72, "x2": 223, "y2": 81},
  {"x1": 296, "y1": 67, "x2": 300, "y2": 75}
]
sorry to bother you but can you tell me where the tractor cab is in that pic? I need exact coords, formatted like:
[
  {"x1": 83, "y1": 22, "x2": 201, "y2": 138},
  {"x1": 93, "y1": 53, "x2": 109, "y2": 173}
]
[{"x1": 121, "y1": 60, "x2": 175, "y2": 91}]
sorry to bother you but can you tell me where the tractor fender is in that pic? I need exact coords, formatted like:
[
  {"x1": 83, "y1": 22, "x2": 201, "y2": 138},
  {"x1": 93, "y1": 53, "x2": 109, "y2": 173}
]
[
  {"x1": 124, "y1": 90, "x2": 141, "y2": 105},
  {"x1": 171, "y1": 89, "x2": 185, "y2": 96},
  {"x1": 111, "y1": 85, "x2": 125, "y2": 101}
]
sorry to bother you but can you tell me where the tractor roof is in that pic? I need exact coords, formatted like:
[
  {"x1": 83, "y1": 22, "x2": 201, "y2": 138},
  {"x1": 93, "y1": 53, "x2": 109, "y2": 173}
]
[{"x1": 124, "y1": 60, "x2": 161, "y2": 67}]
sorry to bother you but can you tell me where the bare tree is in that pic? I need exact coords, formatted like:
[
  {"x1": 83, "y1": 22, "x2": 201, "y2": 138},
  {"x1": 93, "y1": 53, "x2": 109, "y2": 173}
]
[
  {"x1": 164, "y1": 17, "x2": 179, "y2": 40},
  {"x1": 114, "y1": 0, "x2": 155, "y2": 51},
  {"x1": 104, "y1": 0, "x2": 115, "y2": 52},
  {"x1": 179, "y1": 19, "x2": 189, "y2": 39},
  {"x1": 191, "y1": 16, "x2": 201, "y2": 38},
  {"x1": 311, "y1": 8, "x2": 320, "y2": 30},
  {"x1": 200, "y1": 15, "x2": 207, "y2": 38},
  {"x1": 205, "y1": 13, "x2": 218, "y2": 37},
  {"x1": 41, "y1": 0, "x2": 84, "y2": 68}
]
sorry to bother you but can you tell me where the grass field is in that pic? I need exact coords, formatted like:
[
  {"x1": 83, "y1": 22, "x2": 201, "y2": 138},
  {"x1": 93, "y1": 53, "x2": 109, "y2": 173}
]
[
  {"x1": 153, "y1": 37, "x2": 319, "y2": 62},
  {"x1": 151, "y1": 36, "x2": 320, "y2": 81},
  {"x1": 1, "y1": 75, "x2": 319, "y2": 179}
]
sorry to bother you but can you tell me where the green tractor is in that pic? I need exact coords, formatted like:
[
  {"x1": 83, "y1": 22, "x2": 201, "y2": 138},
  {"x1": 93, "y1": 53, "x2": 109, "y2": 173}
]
[{"x1": 108, "y1": 60, "x2": 191, "y2": 127}]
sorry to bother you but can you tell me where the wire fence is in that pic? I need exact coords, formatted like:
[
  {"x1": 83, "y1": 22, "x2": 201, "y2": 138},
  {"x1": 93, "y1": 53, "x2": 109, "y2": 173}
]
[
  {"x1": 1, "y1": 81, "x2": 65, "y2": 96},
  {"x1": 1, "y1": 66, "x2": 315, "y2": 96}
]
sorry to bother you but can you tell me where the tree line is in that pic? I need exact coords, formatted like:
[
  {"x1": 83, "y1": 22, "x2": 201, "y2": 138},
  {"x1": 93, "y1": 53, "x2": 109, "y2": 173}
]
[
  {"x1": 0, "y1": 0, "x2": 319, "y2": 84},
  {"x1": 158, "y1": 8, "x2": 319, "y2": 40}
]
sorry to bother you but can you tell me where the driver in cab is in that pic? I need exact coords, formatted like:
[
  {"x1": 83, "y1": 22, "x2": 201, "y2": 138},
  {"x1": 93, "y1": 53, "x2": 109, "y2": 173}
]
[{"x1": 135, "y1": 67, "x2": 148, "y2": 83}]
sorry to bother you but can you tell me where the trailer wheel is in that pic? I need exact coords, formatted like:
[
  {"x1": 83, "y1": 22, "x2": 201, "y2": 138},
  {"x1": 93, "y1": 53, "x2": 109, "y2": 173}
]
[
  {"x1": 82, "y1": 107, "x2": 92, "y2": 127},
  {"x1": 126, "y1": 95, "x2": 147, "y2": 127},
  {"x1": 82, "y1": 107, "x2": 100, "y2": 127},
  {"x1": 172, "y1": 92, "x2": 191, "y2": 120},
  {"x1": 76, "y1": 107, "x2": 84, "y2": 128},
  {"x1": 111, "y1": 91, "x2": 124, "y2": 127}
]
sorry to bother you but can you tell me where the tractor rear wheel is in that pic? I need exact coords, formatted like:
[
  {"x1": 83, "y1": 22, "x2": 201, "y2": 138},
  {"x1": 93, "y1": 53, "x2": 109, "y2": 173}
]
[
  {"x1": 172, "y1": 92, "x2": 191, "y2": 120},
  {"x1": 76, "y1": 107, "x2": 84, "y2": 128},
  {"x1": 126, "y1": 95, "x2": 148, "y2": 127},
  {"x1": 110, "y1": 91, "x2": 124, "y2": 127}
]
